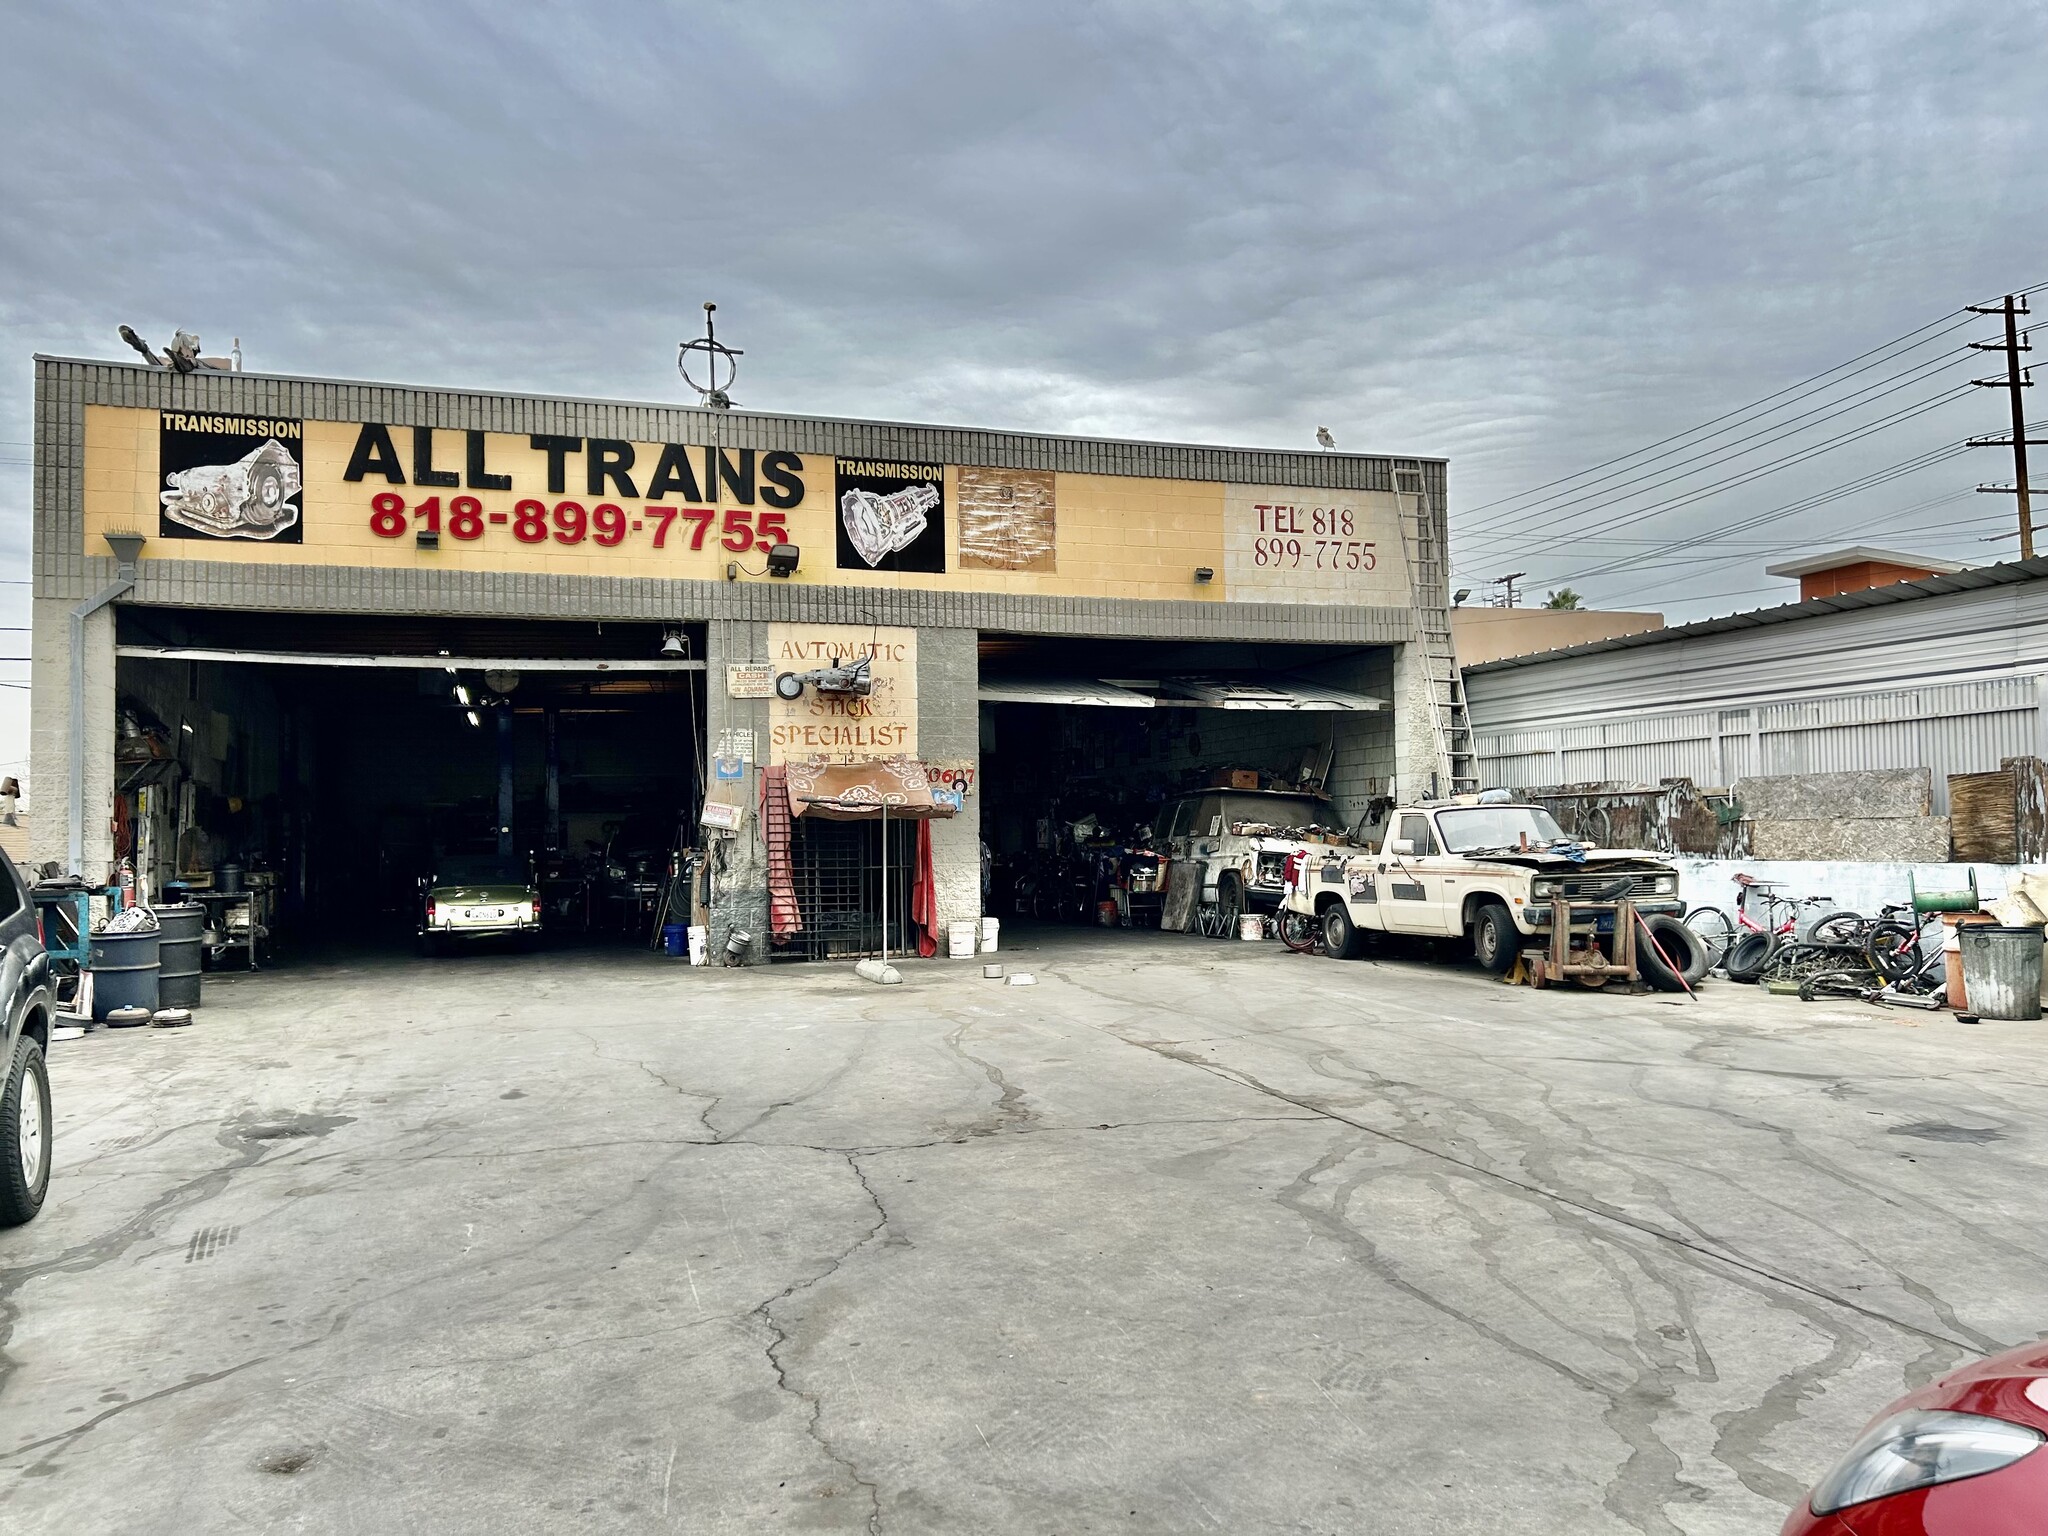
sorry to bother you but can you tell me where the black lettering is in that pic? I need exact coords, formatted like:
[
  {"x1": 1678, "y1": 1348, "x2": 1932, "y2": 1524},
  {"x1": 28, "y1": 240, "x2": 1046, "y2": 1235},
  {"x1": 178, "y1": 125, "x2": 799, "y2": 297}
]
[
  {"x1": 412, "y1": 427, "x2": 459, "y2": 488},
  {"x1": 343, "y1": 423, "x2": 406, "y2": 484},
  {"x1": 715, "y1": 448, "x2": 755, "y2": 505},
  {"x1": 645, "y1": 443, "x2": 703, "y2": 502},
  {"x1": 760, "y1": 451, "x2": 805, "y2": 508},
  {"x1": 466, "y1": 430, "x2": 511, "y2": 491},
  {"x1": 530, "y1": 435, "x2": 583, "y2": 494},
  {"x1": 587, "y1": 438, "x2": 639, "y2": 498}
]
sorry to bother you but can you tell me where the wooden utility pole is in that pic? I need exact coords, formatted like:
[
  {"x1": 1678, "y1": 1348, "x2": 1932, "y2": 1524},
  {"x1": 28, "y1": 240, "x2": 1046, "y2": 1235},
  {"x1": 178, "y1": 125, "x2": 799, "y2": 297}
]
[
  {"x1": 1968, "y1": 295, "x2": 2046, "y2": 560},
  {"x1": 1489, "y1": 571, "x2": 1526, "y2": 608}
]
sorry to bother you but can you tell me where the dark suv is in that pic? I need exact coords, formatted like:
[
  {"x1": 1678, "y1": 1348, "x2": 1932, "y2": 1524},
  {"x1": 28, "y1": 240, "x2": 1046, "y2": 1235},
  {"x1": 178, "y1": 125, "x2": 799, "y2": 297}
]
[{"x1": 0, "y1": 847, "x2": 53, "y2": 1225}]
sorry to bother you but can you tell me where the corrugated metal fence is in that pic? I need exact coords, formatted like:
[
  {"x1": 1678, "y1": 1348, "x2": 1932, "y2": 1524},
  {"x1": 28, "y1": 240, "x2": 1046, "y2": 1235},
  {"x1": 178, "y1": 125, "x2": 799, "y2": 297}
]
[{"x1": 1480, "y1": 675, "x2": 2039, "y2": 813}]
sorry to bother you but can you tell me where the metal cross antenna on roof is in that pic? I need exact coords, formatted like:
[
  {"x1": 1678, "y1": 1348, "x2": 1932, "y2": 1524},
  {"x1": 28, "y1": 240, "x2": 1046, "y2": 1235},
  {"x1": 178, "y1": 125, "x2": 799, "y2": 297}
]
[{"x1": 678, "y1": 301, "x2": 742, "y2": 410}]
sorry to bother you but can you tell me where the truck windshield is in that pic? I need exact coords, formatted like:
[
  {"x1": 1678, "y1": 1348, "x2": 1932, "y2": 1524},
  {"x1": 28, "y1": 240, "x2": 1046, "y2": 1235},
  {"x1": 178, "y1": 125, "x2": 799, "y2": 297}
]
[
  {"x1": 1434, "y1": 806, "x2": 1567, "y2": 853},
  {"x1": 1221, "y1": 795, "x2": 1331, "y2": 831}
]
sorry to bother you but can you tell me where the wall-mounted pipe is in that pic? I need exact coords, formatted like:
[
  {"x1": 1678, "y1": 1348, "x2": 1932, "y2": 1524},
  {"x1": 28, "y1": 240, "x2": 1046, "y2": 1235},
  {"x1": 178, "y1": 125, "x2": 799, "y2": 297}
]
[{"x1": 68, "y1": 533, "x2": 145, "y2": 875}]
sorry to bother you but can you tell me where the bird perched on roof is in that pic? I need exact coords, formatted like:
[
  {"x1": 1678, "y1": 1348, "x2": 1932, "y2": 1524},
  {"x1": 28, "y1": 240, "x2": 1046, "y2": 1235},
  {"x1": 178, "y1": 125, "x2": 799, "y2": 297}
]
[{"x1": 1315, "y1": 426, "x2": 1336, "y2": 451}]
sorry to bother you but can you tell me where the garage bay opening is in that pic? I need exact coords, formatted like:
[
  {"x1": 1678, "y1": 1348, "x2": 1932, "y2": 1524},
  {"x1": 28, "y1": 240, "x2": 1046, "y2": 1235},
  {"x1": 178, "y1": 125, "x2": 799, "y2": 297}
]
[
  {"x1": 976, "y1": 635, "x2": 1396, "y2": 939},
  {"x1": 110, "y1": 610, "x2": 707, "y2": 961}
]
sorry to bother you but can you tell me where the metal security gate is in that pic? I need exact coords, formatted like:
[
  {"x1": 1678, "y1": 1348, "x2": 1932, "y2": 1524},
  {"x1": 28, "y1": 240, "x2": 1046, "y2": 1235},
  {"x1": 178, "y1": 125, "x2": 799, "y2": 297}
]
[{"x1": 779, "y1": 818, "x2": 916, "y2": 961}]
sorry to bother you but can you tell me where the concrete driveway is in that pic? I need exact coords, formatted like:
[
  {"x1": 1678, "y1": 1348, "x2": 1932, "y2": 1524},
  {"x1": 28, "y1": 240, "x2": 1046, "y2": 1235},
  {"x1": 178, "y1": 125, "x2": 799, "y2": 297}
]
[{"x1": 3, "y1": 928, "x2": 2045, "y2": 1534}]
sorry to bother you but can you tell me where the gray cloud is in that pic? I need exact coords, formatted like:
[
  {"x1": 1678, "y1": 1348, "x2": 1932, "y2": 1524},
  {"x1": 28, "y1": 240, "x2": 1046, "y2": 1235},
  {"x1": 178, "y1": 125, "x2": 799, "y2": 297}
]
[{"x1": 3, "y1": 0, "x2": 2045, "y2": 779}]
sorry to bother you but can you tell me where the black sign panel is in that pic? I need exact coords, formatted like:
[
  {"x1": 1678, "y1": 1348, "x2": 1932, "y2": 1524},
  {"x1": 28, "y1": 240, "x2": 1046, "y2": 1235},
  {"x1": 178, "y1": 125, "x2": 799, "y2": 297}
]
[
  {"x1": 834, "y1": 458, "x2": 945, "y2": 573},
  {"x1": 157, "y1": 412, "x2": 305, "y2": 543}
]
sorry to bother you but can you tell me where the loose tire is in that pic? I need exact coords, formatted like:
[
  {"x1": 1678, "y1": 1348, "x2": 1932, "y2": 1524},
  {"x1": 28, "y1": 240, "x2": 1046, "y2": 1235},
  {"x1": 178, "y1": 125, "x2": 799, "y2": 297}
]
[
  {"x1": 1214, "y1": 875, "x2": 1245, "y2": 939},
  {"x1": 1865, "y1": 920, "x2": 1920, "y2": 983},
  {"x1": 1321, "y1": 901, "x2": 1365, "y2": 960},
  {"x1": 1640, "y1": 915, "x2": 1709, "y2": 992},
  {"x1": 1723, "y1": 929, "x2": 1775, "y2": 984},
  {"x1": 0, "y1": 1034, "x2": 51, "y2": 1228},
  {"x1": 1471, "y1": 902, "x2": 1520, "y2": 976}
]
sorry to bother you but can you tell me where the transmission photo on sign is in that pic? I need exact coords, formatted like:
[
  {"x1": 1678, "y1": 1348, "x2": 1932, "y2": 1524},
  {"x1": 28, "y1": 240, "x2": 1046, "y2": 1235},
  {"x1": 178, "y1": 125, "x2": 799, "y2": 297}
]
[
  {"x1": 835, "y1": 457, "x2": 946, "y2": 573},
  {"x1": 157, "y1": 412, "x2": 305, "y2": 543}
]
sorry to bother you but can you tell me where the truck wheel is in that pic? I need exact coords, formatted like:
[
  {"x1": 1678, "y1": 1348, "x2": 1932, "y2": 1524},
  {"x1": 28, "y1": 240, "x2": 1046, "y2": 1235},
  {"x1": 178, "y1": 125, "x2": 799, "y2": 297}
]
[
  {"x1": 1215, "y1": 874, "x2": 1245, "y2": 938},
  {"x1": 1471, "y1": 902, "x2": 1520, "y2": 976},
  {"x1": 1321, "y1": 901, "x2": 1364, "y2": 960},
  {"x1": 1640, "y1": 915, "x2": 1709, "y2": 992},
  {"x1": 0, "y1": 1034, "x2": 52, "y2": 1227}
]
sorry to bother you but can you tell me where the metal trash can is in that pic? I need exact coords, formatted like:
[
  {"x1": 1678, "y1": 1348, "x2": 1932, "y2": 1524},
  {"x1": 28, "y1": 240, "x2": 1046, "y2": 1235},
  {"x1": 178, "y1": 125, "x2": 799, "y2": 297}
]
[
  {"x1": 156, "y1": 904, "x2": 205, "y2": 1008},
  {"x1": 89, "y1": 930, "x2": 161, "y2": 1021},
  {"x1": 1958, "y1": 923, "x2": 2045, "y2": 1021}
]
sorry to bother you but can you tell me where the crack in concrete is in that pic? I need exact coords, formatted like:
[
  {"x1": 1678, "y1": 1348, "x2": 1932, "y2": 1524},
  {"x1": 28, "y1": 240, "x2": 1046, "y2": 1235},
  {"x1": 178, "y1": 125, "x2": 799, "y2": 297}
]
[{"x1": 748, "y1": 1150, "x2": 891, "y2": 1534}]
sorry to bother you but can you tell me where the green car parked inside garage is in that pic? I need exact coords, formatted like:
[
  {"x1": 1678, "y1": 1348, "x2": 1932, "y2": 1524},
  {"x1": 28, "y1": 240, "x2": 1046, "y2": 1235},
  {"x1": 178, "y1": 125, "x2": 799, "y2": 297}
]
[{"x1": 419, "y1": 852, "x2": 541, "y2": 955}]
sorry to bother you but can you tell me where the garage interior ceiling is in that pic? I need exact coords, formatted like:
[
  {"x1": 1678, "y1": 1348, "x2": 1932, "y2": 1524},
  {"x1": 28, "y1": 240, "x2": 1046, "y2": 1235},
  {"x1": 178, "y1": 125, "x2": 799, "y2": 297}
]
[{"x1": 977, "y1": 635, "x2": 1386, "y2": 713}]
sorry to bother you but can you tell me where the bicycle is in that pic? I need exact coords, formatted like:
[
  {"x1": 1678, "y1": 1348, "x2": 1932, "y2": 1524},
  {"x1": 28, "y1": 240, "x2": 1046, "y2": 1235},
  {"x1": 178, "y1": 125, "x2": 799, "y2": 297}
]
[
  {"x1": 1278, "y1": 907, "x2": 1324, "y2": 955},
  {"x1": 1685, "y1": 879, "x2": 1848, "y2": 978}
]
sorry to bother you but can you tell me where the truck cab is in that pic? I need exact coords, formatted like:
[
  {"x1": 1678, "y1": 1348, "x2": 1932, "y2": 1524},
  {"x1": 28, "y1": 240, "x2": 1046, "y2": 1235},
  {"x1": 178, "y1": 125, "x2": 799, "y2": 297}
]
[{"x1": 1283, "y1": 799, "x2": 1685, "y2": 972}]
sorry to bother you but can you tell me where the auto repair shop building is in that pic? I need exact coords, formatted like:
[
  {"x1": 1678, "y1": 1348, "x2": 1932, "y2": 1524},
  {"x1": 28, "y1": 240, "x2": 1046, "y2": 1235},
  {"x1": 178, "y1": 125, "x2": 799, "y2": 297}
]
[{"x1": 29, "y1": 356, "x2": 1455, "y2": 961}]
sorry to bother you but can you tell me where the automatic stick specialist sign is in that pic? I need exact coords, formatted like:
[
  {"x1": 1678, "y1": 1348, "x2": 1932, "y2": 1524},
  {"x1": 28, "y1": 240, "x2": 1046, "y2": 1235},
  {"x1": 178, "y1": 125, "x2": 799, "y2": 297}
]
[{"x1": 766, "y1": 623, "x2": 918, "y2": 763}]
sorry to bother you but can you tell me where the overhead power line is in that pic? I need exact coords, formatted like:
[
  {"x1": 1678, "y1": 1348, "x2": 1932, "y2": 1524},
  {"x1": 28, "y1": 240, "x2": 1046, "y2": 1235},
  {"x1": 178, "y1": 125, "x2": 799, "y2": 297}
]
[
  {"x1": 1454, "y1": 348, "x2": 1980, "y2": 552},
  {"x1": 1456, "y1": 279, "x2": 2048, "y2": 530}
]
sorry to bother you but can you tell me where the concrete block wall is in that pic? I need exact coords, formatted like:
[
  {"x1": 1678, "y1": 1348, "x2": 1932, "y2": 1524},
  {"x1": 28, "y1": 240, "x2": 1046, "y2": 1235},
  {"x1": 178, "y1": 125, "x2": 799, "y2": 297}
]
[
  {"x1": 704, "y1": 620, "x2": 771, "y2": 964},
  {"x1": 918, "y1": 630, "x2": 982, "y2": 939}
]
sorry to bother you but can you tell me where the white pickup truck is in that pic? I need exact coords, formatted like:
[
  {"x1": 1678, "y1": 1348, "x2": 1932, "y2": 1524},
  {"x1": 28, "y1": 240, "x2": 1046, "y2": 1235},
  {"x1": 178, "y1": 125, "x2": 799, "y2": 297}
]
[{"x1": 1281, "y1": 799, "x2": 1690, "y2": 977}]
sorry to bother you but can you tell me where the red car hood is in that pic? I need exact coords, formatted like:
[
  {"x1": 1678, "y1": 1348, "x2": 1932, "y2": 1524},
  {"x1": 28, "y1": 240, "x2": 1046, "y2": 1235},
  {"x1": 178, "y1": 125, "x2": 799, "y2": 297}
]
[{"x1": 1785, "y1": 1339, "x2": 2048, "y2": 1536}]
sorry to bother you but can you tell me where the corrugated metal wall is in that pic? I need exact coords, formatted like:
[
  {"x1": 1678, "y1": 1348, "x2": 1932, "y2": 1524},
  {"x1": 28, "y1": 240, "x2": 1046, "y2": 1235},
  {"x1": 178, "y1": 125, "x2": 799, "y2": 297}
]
[{"x1": 1465, "y1": 579, "x2": 2048, "y2": 813}]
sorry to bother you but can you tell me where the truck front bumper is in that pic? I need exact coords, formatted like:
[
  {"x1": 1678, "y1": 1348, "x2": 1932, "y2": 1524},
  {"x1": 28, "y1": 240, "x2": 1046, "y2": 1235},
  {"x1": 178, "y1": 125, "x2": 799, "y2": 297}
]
[{"x1": 1522, "y1": 899, "x2": 1683, "y2": 935}]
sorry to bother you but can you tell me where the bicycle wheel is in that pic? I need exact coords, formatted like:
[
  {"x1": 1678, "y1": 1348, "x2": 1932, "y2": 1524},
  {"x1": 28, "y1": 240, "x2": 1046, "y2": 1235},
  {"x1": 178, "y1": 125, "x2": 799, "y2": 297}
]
[
  {"x1": 1865, "y1": 921, "x2": 1921, "y2": 984},
  {"x1": 1808, "y1": 911, "x2": 1867, "y2": 947},
  {"x1": 1684, "y1": 907, "x2": 1735, "y2": 969},
  {"x1": 1278, "y1": 908, "x2": 1322, "y2": 955}
]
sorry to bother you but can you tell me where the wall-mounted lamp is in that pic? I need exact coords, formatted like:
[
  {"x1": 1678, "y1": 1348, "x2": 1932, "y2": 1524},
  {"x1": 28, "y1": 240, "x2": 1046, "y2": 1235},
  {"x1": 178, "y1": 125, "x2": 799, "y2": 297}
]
[
  {"x1": 766, "y1": 542, "x2": 800, "y2": 577},
  {"x1": 1193, "y1": 567, "x2": 1214, "y2": 584},
  {"x1": 1452, "y1": 588, "x2": 1472, "y2": 606},
  {"x1": 416, "y1": 529, "x2": 441, "y2": 550}
]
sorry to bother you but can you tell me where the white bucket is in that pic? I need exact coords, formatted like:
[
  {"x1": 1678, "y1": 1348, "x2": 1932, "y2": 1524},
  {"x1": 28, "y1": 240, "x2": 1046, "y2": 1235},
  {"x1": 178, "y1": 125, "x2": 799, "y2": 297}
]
[
  {"x1": 1239, "y1": 914, "x2": 1265, "y2": 941},
  {"x1": 948, "y1": 920, "x2": 979, "y2": 958},
  {"x1": 687, "y1": 926, "x2": 708, "y2": 966},
  {"x1": 981, "y1": 917, "x2": 1000, "y2": 954}
]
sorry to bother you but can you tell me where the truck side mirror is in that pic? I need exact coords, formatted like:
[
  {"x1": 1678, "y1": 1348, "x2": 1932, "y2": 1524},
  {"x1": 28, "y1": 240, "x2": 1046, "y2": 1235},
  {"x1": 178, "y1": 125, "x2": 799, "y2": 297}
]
[{"x1": 1387, "y1": 838, "x2": 1416, "y2": 857}]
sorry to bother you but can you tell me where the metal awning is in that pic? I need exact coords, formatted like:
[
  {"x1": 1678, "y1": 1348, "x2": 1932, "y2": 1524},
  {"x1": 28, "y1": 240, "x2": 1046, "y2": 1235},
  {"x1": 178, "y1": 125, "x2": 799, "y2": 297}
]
[
  {"x1": 785, "y1": 756, "x2": 957, "y2": 820},
  {"x1": 976, "y1": 678, "x2": 1156, "y2": 708},
  {"x1": 1156, "y1": 678, "x2": 1385, "y2": 711}
]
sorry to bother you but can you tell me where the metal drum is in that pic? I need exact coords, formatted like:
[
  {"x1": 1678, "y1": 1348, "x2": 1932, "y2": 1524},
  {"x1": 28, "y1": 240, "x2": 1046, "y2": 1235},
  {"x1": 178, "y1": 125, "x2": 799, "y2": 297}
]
[
  {"x1": 1959, "y1": 923, "x2": 2045, "y2": 1021},
  {"x1": 155, "y1": 904, "x2": 205, "y2": 1008},
  {"x1": 89, "y1": 930, "x2": 161, "y2": 1021}
]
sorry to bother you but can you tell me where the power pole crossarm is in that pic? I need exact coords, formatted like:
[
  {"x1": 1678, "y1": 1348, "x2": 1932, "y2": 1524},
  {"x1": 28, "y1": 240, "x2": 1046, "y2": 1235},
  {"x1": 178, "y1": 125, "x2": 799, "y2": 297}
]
[{"x1": 1968, "y1": 295, "x2": 2035, "y2": 559}]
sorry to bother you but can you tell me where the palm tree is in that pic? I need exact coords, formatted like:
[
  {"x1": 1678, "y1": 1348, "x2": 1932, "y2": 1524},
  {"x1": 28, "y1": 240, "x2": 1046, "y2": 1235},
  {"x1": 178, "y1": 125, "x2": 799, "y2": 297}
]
[{"x1": 1543, "y1": 588, "x2": 1582, "y2": 610}]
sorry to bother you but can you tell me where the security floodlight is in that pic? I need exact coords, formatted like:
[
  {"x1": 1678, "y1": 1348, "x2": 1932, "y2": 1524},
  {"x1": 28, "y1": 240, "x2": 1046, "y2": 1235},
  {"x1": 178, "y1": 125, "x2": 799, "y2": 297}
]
[
  {"x1": 1194, "y1": 567, "x2": 1214, "y2": 583},
  {"x1": 1453, "y1": 588, "x2": 1471, "y2": 606},
  {"x1": 766, "y1": 543, "x2": 800, "y2": 577}
]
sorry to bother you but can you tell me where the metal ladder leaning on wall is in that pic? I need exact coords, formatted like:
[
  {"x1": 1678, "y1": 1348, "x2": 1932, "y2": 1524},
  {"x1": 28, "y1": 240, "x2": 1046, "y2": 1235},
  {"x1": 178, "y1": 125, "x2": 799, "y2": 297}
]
[{"x1": 1395, "y1": 470, "x2": 1479, "y2": 798}]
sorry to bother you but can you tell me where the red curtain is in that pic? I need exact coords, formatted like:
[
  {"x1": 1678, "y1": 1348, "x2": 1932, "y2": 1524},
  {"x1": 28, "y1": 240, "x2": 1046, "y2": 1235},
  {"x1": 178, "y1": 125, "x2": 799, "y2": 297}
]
[{"x1": 911, "y1": 820, "x2": 939, "y2": 958}]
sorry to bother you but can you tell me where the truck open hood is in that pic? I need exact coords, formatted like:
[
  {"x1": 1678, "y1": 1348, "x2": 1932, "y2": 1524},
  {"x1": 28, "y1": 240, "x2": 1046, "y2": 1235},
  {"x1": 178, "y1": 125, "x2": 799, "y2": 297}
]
[{"x1": 1460, "y1": 849, "x2": 1676, "y2": 873}]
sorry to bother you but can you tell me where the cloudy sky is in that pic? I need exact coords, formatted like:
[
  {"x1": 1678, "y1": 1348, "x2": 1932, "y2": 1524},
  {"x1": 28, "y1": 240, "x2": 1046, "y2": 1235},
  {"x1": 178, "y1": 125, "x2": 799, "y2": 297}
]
[{"x1": 4, "y1": 0, "x2": 2045, "y2": 795}]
